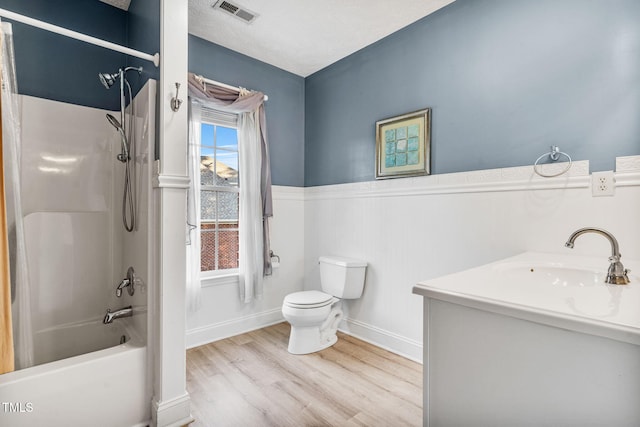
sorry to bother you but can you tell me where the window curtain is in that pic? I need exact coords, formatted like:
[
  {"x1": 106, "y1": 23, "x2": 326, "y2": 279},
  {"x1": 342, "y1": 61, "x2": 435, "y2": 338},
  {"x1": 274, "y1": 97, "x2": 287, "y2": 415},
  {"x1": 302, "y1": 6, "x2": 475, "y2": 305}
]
[
  {"x1": 186, "y1": 101, "x2": 202, "y2": 312},
  {"x1": 188, "y1": 73, "x2": 273, "y2": 303},
  {"x1": 1, "y1": 22, "x2": 31, "y2": 372}
]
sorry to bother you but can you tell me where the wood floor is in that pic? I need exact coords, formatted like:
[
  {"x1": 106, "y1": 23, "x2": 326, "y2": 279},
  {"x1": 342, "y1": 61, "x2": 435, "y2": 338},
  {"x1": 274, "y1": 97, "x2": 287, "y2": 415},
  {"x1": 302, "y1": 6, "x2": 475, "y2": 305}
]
[{"x1": 186, "y1": 322, "x2": 422, "y2": 427}]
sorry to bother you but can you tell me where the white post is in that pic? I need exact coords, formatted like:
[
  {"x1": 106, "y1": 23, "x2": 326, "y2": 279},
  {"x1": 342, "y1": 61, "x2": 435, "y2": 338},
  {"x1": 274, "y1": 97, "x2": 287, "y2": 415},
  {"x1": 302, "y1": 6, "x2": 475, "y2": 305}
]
[{"x1": 151, "y1": 0, "x2": 191, "y2": 426}]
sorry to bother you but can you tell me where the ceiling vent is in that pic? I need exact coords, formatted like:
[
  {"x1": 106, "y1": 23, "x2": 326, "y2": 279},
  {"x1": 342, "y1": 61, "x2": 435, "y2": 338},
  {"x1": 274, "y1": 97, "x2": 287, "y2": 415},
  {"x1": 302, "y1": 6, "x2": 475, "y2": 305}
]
[{"x1": 213, "y1": 1, "x2": 258, "y2": 24}]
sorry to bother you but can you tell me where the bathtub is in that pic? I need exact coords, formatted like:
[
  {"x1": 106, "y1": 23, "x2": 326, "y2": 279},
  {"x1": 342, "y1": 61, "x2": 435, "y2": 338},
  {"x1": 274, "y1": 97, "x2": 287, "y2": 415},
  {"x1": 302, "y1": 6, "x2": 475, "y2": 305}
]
[{"x1": 0, "y1": 320, "x2": 150, "y2": 426}]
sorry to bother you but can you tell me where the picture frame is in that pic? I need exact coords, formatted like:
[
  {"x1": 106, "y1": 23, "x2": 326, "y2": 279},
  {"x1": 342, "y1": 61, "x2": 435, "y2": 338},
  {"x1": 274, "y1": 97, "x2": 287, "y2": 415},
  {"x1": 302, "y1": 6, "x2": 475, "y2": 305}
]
[{"x1": 375, "y1": 108, "x2": 431, "y2": 179}]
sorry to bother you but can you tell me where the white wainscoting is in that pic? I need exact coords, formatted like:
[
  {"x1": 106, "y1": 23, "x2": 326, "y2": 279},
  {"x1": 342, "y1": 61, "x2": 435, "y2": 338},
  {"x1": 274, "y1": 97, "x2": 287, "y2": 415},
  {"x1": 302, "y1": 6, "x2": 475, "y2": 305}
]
[
  {"x1": 305, "y1": 158, "x2": 640, "y2": 361},
  {"x1": 186, "y1": 158, "x2": 640, "y2": 362}
]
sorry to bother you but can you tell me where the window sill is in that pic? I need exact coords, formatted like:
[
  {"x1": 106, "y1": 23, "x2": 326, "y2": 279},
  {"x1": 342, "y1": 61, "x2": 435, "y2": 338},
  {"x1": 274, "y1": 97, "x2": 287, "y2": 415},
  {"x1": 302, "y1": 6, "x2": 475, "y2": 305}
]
[{"x1": 201, "y1": 271, "x2": 239, "y2": 288}]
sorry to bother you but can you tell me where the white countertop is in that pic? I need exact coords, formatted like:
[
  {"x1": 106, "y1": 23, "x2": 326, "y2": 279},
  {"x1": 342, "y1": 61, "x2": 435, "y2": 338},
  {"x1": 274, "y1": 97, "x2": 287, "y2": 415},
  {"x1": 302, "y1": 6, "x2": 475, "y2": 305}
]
[{"x1": 413, "y1": 252, "x2": 640, "y2": 345}]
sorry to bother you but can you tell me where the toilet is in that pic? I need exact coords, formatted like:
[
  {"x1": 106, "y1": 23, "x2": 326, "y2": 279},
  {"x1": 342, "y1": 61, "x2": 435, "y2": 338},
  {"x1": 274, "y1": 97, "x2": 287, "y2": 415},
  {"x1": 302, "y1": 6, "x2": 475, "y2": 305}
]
[{"x1": 282, "y1": 256, "x2": 367, "y2": 354}]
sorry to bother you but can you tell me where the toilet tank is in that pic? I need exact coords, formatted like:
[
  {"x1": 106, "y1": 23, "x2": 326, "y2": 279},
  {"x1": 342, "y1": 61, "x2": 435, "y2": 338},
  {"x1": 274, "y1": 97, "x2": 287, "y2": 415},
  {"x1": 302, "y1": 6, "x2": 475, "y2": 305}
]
[{"x1": 319, "y1": 256, "x2": 367, "y2": 299}]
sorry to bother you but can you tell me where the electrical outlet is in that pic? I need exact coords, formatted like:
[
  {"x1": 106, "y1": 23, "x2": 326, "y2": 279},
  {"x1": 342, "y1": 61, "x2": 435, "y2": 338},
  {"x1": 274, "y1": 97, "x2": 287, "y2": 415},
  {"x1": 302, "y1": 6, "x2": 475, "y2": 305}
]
[{"x1": 591, "y1": 171, "x2": 615, "y2": 197}]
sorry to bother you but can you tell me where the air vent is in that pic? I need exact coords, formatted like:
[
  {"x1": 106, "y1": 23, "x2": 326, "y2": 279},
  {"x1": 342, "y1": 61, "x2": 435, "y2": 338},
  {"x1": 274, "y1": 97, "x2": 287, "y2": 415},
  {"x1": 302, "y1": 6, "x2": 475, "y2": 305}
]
[{"x1": 213, "y1": 0, "x2": 258, "y2": 24}]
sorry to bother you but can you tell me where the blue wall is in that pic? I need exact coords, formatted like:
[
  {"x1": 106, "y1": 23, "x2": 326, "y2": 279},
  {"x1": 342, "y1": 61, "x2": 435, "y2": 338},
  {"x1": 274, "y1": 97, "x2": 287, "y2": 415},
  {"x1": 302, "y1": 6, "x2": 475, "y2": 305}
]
[
  {"x1": 0, "y1": 0, "x2": 159, "y2": 110},
  {"x1": 189, "y1": 35, "x2": 306, "y2": 187},
  {"x1": 305, "y1": 0, "x2": 640, "y2": 186},
  {"x1": 127, "y1": 0, "x2": 160, "y2": 94}
]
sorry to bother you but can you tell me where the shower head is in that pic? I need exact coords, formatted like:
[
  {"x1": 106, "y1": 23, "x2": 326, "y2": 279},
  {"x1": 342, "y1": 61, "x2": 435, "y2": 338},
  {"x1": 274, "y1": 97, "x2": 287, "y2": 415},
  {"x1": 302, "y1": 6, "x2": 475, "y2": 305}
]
[
  {"x1": 106, "y1": 113, "x2": 129, "y2": 162},
  {"x1": 99, "y1": 67, "x2": 142, "y2": 89},
  {"x1": 99, "y1": 72, "x2": 118, "y2": 89},
  {"x1": 106, "y1": 113, "x2": 122, "y2": 130}
]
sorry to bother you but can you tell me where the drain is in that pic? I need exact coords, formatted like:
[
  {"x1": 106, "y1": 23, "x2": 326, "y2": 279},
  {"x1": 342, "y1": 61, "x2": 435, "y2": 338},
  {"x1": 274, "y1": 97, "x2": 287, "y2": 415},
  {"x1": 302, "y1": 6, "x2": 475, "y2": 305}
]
[{"x1": 120, "y1": 335, "x2": 127, "y2": 344}]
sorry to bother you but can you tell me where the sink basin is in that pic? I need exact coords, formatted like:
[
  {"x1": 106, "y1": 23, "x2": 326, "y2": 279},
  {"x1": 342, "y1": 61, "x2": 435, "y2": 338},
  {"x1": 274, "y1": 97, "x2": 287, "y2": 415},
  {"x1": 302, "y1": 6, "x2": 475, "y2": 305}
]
[{"x1": 494, "y1": 263, "x2": 605, "y2": 288}]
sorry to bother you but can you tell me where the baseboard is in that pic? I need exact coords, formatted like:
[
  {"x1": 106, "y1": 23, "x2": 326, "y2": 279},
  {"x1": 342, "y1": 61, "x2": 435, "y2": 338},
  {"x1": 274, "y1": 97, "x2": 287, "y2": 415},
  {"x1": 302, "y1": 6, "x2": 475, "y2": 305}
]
[
  {"x1": 186, "y1": 308, "x2": 284, "y2": 349},
  {"x1": 339, "y1": 317, "x2": 423, "y2": 363},
  {"x1": 152, "y1": 393, "x2": 193, "y2": 427}
]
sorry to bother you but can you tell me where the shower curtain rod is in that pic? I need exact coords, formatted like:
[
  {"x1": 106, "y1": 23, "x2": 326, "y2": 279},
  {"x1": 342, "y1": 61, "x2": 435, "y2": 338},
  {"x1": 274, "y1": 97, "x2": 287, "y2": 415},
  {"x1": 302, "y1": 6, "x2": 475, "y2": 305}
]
[
  {"x1": 0, "y1": 8, "x2": 159, "y2": 67},
  {"x1": 197, "y1": 75, "x2": 269, "y2": 101}
]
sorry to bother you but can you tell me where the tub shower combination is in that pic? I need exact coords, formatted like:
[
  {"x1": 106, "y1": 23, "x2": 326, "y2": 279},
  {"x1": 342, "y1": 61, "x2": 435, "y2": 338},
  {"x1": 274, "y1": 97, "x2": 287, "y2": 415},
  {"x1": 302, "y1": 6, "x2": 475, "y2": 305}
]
[{"x1": 0, "y1": 64, "x2": 156, "y2": 427}]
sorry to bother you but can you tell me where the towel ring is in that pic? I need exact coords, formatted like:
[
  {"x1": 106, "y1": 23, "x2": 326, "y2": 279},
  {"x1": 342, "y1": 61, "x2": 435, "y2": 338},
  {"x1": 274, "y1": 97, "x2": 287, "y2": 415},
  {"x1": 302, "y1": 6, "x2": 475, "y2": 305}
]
[{"x1": 533, "y1": 145, "x2": 572, "y2": 178}]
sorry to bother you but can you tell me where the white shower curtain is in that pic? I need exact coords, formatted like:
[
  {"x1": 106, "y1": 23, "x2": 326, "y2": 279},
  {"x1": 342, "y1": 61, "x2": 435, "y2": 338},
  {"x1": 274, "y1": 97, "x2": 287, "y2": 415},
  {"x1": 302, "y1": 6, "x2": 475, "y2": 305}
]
[
  {"x1": 1, "y1": 22, "x2": 33, "y2": 370},
  {"x1": 186, "y1": 101, "x2": 202, "y2": 312}
]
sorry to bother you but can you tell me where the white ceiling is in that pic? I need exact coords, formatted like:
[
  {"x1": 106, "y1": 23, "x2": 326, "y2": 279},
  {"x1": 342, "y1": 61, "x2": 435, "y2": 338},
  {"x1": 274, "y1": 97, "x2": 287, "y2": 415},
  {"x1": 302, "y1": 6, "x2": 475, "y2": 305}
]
[{"x1": 188, "y1": 0, "x2": 456, "y2": 77}]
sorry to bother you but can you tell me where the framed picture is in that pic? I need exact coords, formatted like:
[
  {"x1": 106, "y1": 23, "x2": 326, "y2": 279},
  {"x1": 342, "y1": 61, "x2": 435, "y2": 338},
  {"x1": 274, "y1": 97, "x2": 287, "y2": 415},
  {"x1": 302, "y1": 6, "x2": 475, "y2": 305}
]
[{"x1": 375, "y1": 108, "x2": 431, "y2": 179}]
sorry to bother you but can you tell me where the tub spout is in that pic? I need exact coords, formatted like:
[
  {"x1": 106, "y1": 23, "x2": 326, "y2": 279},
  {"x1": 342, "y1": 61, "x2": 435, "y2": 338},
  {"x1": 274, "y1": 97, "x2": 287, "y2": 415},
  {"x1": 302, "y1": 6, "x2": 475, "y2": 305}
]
[{"x1": 103, "y1": 306, "x2": 133, "y2": 324}]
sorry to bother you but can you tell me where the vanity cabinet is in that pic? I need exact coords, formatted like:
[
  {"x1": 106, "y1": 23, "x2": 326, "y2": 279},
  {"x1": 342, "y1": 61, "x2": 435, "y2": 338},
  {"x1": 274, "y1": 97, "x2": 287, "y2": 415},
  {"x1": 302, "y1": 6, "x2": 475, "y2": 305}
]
[{"x1": 413, "y1": 252, "x2": 640, "y2": 427}]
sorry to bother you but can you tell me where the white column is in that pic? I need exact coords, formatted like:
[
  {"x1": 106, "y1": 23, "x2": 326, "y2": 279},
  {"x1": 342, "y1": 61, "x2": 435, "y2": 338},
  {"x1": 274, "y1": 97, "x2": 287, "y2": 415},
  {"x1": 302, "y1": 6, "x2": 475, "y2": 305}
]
[{"x1": 151, "y1": 1, "x2": 191, "y2": 426}]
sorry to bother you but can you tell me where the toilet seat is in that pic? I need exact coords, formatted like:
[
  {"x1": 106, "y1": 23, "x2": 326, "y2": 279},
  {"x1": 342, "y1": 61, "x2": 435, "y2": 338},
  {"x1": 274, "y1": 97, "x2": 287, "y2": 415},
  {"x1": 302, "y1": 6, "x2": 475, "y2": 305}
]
[{"x1": 283, "y1": 290, "x2": 334, "y2": 309}]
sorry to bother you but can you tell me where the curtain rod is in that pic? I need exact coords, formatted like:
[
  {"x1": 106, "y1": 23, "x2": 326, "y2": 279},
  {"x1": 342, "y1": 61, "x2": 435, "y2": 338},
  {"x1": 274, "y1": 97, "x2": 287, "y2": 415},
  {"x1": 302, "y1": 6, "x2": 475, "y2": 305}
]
[
  {"x1": 197, "y1": 75, "x2": 269, "y2": 101},
  {"x1": 0, "y1": 8, "x2": 159, "y2": 67}
]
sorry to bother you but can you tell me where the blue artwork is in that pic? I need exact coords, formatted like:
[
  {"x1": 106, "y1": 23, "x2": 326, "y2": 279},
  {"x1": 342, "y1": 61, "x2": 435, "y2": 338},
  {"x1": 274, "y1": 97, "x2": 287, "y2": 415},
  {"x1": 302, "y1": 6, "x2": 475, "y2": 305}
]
[
  {"x1": 382, "y1": 123, "x2": 420, "y2": 170},
  {"x1": 377, "y1": 109, "x2": 430, "y2": 178}
]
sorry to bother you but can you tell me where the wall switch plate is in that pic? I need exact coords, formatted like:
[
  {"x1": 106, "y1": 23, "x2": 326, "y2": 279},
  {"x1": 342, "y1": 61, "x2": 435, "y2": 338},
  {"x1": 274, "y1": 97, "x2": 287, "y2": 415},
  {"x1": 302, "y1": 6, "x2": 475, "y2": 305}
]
[{"x1": 591, "y1": 171, "x2": 615, "y2": 197}]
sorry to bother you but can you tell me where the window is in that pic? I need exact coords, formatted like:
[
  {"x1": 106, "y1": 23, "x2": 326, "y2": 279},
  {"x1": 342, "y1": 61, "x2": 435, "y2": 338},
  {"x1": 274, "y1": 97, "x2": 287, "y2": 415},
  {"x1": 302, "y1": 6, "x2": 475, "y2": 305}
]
[{"x1": 199, "y1": 112, "x2": 239, "y2": 275}]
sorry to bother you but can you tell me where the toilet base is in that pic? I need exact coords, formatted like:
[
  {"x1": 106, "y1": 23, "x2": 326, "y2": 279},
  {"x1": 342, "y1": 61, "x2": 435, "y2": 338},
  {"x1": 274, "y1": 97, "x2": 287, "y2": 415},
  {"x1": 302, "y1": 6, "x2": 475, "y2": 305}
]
[{"x1": 287, "y1": 325, "x2": 338, "y2": 355}]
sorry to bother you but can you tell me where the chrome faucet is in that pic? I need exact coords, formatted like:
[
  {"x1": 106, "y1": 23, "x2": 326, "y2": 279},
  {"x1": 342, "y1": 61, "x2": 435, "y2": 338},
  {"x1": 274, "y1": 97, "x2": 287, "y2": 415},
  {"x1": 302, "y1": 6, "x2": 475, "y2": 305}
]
[
  {"x1": 116, "y1": 277, "x2": 130, "y2": 297},
  {"x1": 116, "y1": 266, "x2": 136, "y2": 297},
  {"x1": 565, "y1": 227, "x2": 630, "y2": 285},
  {"x1": 103, "y1": 306, "x2": 133, "y2": 324}
]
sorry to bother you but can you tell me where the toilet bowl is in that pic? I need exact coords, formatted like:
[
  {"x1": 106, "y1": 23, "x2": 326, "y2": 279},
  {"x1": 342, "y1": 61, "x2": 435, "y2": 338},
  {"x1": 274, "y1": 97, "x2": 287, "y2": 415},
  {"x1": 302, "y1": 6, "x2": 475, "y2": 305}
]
[
  {"x1": 282, "y1": 290, "x2": 343, "y2": 354},
  {"x1": 282, "y1": 256, "x2": 367, "y2": 355}
]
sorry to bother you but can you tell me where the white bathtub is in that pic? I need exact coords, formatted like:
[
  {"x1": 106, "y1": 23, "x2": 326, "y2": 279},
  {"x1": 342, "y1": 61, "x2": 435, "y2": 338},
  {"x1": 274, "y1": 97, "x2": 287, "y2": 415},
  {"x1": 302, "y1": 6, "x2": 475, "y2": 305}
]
[
  {"x1": 0, "y1": 321, "x2": 150, "y2": 426},
  {"x1": 32, "y1": 320, "x2": 134, "y2": 366}
]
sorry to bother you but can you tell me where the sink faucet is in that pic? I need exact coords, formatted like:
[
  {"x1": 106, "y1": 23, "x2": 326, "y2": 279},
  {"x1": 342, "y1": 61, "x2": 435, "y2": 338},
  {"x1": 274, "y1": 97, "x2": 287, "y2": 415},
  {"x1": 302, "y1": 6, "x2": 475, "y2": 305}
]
[
  {"x1": 103, "y1": 306, "x2": 133, "y2": 324},
  {"x1": 565, "y1": 227, "x2": 630, "y2": 285}
]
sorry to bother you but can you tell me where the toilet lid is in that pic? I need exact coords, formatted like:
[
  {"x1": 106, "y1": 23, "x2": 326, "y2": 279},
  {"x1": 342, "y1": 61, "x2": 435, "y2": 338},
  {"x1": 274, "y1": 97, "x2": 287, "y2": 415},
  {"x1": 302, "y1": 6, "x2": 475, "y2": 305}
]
[{"x1": 284, "y1": 291, "x2": 333, "y2": 309}]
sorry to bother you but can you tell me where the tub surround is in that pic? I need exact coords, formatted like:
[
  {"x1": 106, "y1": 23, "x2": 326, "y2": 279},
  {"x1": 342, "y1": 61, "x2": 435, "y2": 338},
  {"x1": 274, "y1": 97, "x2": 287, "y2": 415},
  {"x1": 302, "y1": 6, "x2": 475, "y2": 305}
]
[
  {"x1": 1, "y1": 82, "x2": 155, "y2": 426},
  {"x1": 413, "y1": 252, "x2": 640, "y2": 425}
]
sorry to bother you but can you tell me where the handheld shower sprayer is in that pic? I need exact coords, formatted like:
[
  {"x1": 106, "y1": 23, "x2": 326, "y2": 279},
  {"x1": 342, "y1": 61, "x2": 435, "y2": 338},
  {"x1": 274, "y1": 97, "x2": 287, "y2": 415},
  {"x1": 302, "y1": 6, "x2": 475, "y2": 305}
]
[
  {"x1": 105, "y1": 113, "x2": 129, "y2": 162},
  {"x1": 99, "y1": 66, "x2": 143, "y2": 233}
]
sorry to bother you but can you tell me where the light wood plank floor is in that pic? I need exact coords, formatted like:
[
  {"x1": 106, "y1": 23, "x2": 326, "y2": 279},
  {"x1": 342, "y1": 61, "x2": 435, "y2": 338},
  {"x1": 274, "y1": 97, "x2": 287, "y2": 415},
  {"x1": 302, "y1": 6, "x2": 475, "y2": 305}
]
[{"x1": 186, "y1": 322, "x2": 422, "y2": 427}]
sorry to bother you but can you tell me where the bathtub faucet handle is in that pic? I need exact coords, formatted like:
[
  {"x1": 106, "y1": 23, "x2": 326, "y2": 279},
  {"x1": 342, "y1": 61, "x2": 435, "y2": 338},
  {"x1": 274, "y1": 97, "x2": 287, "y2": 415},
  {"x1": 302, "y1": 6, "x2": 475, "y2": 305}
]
[{"x1": 116, "y1": 266, "x2": 136, "y2": 297}]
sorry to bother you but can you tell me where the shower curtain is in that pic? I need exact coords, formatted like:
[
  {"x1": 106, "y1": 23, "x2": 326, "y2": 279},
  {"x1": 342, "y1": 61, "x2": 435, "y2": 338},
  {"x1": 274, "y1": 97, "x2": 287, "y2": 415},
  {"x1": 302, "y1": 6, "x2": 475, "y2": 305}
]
[
  {"x1": 0, "y1": 22, "x2": 14, "y2": 374},
  {"x1": 1, "y1": 22, "x2": 33, "y2": 371}
]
